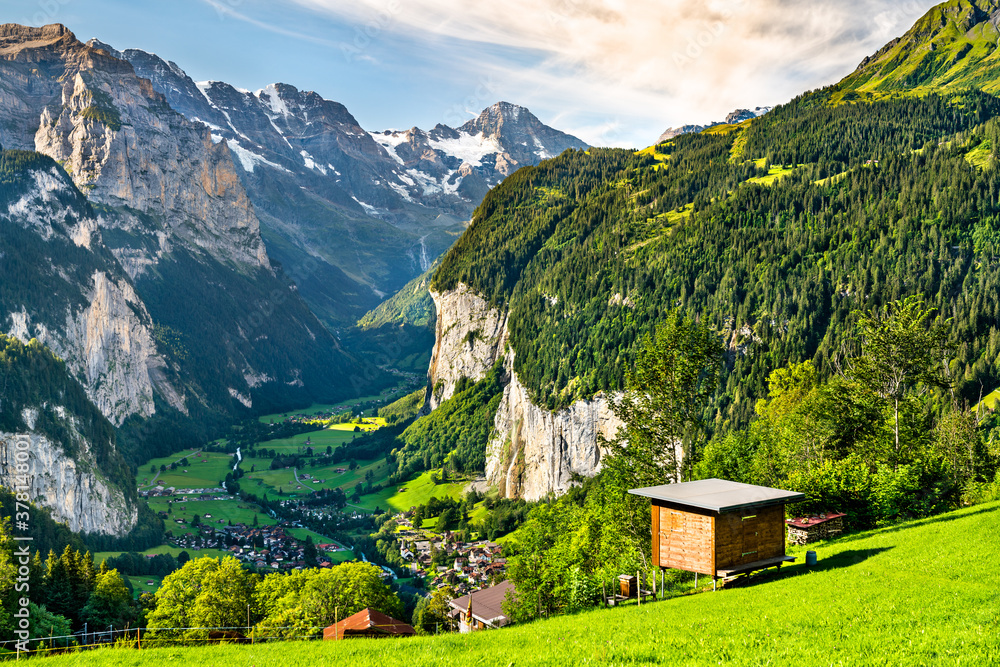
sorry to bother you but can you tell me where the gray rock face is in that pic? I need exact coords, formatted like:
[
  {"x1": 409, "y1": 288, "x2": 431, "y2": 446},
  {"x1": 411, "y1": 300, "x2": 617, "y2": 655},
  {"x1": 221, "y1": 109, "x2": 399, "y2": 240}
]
[
  {"x1": 1, "y1": 24, "x2": 360, "y2": 429},
  {"x1": 427, "y1": 285, "x2": 621, "y2": 499},
  {"x1": 112, "y1": 45, "x2": 588, "y2": 323},
  {"x1": 426, "y1": 285, "x2": 509, "y2": 410},
  {"x1": 2, "y1": 161, "x2": 179, "y2": 425},
  {"x1": 0, "y1": 431, "x2": 138, "y2": 535},
  {"x1": 486, "y1": 358, "x2": 621, "y2": 501}
]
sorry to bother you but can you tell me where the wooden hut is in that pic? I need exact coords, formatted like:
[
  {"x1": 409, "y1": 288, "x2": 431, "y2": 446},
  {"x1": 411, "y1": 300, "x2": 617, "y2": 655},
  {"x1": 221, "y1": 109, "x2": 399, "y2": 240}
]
[
  {"x1": 323, "y1": 608, "x2": 415, "y2": 640},
  {"x1": 629, "y1": 479, "x2": 805, "y2": 581}
]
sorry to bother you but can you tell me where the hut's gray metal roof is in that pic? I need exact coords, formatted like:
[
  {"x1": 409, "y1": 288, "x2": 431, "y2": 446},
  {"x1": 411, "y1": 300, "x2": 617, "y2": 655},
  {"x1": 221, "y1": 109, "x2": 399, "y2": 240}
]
[{"x1": 628, "y1": 478, "x2": 805, "y2": 513}]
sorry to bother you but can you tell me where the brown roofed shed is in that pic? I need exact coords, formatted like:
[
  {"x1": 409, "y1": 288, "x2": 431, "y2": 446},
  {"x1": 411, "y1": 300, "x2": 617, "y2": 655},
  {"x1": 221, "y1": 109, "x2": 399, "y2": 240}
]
[
  {"x1": 323, "y1": 608, "x2": 415, "y2": 640},
  {"x1": 448, "y1": 580, "x2": 516, "y2": 632}
]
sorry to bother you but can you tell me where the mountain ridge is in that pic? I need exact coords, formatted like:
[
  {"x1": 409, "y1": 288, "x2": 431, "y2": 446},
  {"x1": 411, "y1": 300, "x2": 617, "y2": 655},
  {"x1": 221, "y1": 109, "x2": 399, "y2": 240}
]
[
  {"x1": 840, "y1": 0, "x2": 1000, "y2": 95},
  {"x1": 0, "y1": 24, "x2": 376, "y2": 475},
  {"x1": 106, "y1": 44, "x2": 587, "y2": 326}
]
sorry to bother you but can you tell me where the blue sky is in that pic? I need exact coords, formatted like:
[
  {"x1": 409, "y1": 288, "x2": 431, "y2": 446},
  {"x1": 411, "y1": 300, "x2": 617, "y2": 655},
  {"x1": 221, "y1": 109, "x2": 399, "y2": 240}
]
[{"x1": 6, "y1": 0, "x2": 937, "y2": 147}]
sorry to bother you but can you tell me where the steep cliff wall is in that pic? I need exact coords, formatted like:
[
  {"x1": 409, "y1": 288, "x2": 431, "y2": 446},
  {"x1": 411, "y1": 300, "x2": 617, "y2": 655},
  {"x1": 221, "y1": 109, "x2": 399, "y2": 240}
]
[
  {"x1": 2, "y1": 159, "x2": 182, "y2": 425},
  {"x1": 33, "y1": 70, "x2": 270, "y2": 271},
  {"x1": 426, "y1": 284, "x2": 508, "y2": 410},
  {"x1": 0, "y1": 430, "x2": 137, "y2": 536},
  {"x1": 486, "y1": 360, "x2": 621, "y2": 501},
  {"x1": 427, "y1": 285, "x2": 621, "y2": 499}
]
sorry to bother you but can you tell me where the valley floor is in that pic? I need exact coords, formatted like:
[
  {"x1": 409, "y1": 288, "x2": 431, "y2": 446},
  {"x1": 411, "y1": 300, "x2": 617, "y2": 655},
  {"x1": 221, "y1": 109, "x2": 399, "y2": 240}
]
[{"x1": 36, "y1": 501, "x2": 1000, "y2": 666}]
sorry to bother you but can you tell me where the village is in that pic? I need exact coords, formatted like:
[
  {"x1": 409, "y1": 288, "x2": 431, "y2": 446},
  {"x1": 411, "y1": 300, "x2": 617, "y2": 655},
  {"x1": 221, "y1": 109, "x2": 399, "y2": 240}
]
[
  {"x1": 394, "y1": 516, "x2": 507, "y2": 595},
  {"x1": 138, "y1": 487, "x2": 510, "y2": 596}
]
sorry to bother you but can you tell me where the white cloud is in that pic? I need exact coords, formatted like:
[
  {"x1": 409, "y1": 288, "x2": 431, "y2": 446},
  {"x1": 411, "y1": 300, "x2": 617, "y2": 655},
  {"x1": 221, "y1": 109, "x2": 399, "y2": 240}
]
[{"x1": 291, "y1": 0, "x2": 937, "y2": 146}]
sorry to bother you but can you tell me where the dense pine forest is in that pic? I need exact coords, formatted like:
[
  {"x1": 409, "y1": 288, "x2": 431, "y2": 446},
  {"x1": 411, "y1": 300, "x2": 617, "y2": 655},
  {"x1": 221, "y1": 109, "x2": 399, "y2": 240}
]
[{"x1": 433, "y1": 90, "x2": 1000, "y2": 432}]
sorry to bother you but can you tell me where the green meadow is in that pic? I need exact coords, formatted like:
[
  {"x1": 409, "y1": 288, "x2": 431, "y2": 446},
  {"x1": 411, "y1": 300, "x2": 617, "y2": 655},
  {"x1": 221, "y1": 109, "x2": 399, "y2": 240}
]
[
  {"x1": 350, "y1": 469, "x2": 468, "y2": 513},
  {"x1": 257, "y1": 395, "x2": 388, "y2": 423},
  {"x1": 147, "y1": 498, "x2": 278, "y2": 532},
  {"x1": 136, "y1": 450, "x2": 233, "y2": 490},
  {"x1": 41, "y1": 501, "x2": 1000, "y2": 665},
  {"x1": 124, "y1": 575, "x2": 163, "y2": 599}
]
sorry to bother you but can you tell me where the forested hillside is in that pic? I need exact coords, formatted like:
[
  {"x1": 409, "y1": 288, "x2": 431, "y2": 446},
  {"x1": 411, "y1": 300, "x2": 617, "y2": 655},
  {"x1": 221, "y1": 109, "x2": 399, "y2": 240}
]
[{"x1": 433, "y1": 90, "x2": 1000, "y2": 430}]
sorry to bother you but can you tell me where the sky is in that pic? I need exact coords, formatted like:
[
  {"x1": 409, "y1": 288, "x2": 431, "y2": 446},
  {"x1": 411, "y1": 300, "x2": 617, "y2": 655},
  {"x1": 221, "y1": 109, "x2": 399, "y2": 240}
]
[{"x1": 5, "y1": 0, "x2": 938, "y2": 147}]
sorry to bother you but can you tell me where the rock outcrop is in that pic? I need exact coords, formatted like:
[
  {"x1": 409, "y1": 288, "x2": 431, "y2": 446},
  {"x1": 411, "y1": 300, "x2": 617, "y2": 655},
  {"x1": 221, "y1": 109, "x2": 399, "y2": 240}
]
[
  {"x1": 1, "y1": 23, "x2": 364, "y2": 439},
  {"x1": 2, "y1": 160, "x2": 180, "y2": 425},
  {"x1": 0, "y1": 430, "x2": 137, "y2": 535},
  {"x1": 485, "y1": 360, "x2": 621, "y2": 501},
  {"x1": 426, "y1": 284, "x2": 622, "y2": 499},
  {"x1": 426, "y1": 284, "x2": 509, "y2": 410}
]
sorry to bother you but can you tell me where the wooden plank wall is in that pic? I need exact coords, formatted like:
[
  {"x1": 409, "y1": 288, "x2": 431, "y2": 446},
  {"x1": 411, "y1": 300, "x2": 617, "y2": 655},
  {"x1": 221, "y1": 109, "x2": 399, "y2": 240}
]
[
  {"x1": 714, "y1": 504, "x2": 786, "y2": 571},
  {"x1": 656, "y1": 505, "x2": 715, "y2": 576}
]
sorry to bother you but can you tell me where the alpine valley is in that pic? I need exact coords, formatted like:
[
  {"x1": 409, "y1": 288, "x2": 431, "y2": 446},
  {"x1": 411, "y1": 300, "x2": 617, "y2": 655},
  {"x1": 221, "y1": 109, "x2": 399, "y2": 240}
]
[
  {"x1": 0, "y1": 22, "x2": 585, "y2": 538},
  {"x1": 2, "y1": 2, "x2": 1000, "y2": 661}
]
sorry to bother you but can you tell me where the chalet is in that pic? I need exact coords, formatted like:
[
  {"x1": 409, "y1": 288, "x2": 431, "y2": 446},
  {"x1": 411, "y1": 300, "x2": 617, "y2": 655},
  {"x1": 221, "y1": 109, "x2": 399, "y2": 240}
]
[
  {"x1": 448, "y1": 580, "x2": 516, "y2": 633},
  {"x1": 629, "y1": 479, "x2": 805, "y2": 585},
  {"x1": 323, "y1": 608, "x2": 415, "y2": 640}
]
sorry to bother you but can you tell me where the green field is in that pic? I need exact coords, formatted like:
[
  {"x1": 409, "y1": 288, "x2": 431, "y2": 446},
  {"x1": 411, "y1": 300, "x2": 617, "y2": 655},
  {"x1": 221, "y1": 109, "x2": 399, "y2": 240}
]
[
  {"x1": 93, "y1": 544, "x2": 233, "y2": 566},
  {"x1": 245, "y1": 457, "x2": 394, "y2": 500},
  {"x1": 328, "y1": 417, "x2": 386, "y2": 433},
  {"x1": 257, "y1": 395, "x2": 388, "y2": 423},
  {"x1": 125, "y1": 575, "x2": 163, "y2": 598},
  {"x1": 351, "y1": 469, "x2": 468, "y2": 513},
  {"x1": 148, "y1": 498, "x2": 277, "y2": 533},
  {"x1": 136, "y1": 450, "x2": 232, "y2": 490},
  {"x1": 974, "y1": 386, "x2": 1000, "y2": 414},
  {"x1": 253, "y1": 428, "x2": 360, "y2": 452},
  {"x1": 747, "y1": 163, "x2": 799, "y2": 186},
  {"x1": 41, "y1": 501, "x2": 1000, "y2": 665}
]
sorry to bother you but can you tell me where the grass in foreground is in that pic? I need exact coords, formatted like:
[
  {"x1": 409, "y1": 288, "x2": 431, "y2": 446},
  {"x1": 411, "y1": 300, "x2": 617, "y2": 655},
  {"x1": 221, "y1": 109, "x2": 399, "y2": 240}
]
[{"x1": 45, "y1": 502, "x2": 1000, "y2": 665}]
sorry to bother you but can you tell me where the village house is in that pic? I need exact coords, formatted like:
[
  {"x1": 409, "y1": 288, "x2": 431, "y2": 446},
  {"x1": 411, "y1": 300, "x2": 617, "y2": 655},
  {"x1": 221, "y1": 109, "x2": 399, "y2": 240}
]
[{"x1": 448, "y1": 580, "x2": 516, "y2": 633}]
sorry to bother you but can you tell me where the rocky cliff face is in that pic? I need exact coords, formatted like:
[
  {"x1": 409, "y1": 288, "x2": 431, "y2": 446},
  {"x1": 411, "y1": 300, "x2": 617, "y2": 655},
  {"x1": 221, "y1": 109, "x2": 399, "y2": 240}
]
[
  {"x1": 485, "y1": 359, "x2": 621, "y2": 501},
  {"x1": 111, "y1": 45, "x2": 588, "y2": 324},
  {"x1": 0, "y1": 430, "x2": 137, "y2": 535},
  {"x1": 2, "y1": 159, "x2": 180, "y2": 425},
  {"x1": 427, "y1": 285, "x2": 621, "y2": 499},
  {"x1": 426, "y1": 284, "x2": 509, "y2": 410},
  {"x1": 1, "y1": 24, "x2": 371, "y2": 470}
]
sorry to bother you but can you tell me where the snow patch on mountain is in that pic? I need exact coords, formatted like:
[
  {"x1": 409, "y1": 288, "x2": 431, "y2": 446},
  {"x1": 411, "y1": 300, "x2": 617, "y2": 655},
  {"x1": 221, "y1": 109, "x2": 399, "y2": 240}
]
[
  {"x1": 428, "y1": 132, "x2": 502, "y2": 168},
  {"x1": 223, "y1": 137, "x2": 288, "y2": 173}
]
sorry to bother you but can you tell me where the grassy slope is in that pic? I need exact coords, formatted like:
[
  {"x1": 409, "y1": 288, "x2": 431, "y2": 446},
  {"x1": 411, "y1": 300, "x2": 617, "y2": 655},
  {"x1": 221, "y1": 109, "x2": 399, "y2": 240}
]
[
  {"x1": 351, "y1": 469, "x2": 468, "y2": 513},
  {"x1": 47, "y1": 501, "x2": 1000, "y2": 665},
  {"x1": 842, "y1": 0, "x2": 1000, "y2": 96}
]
